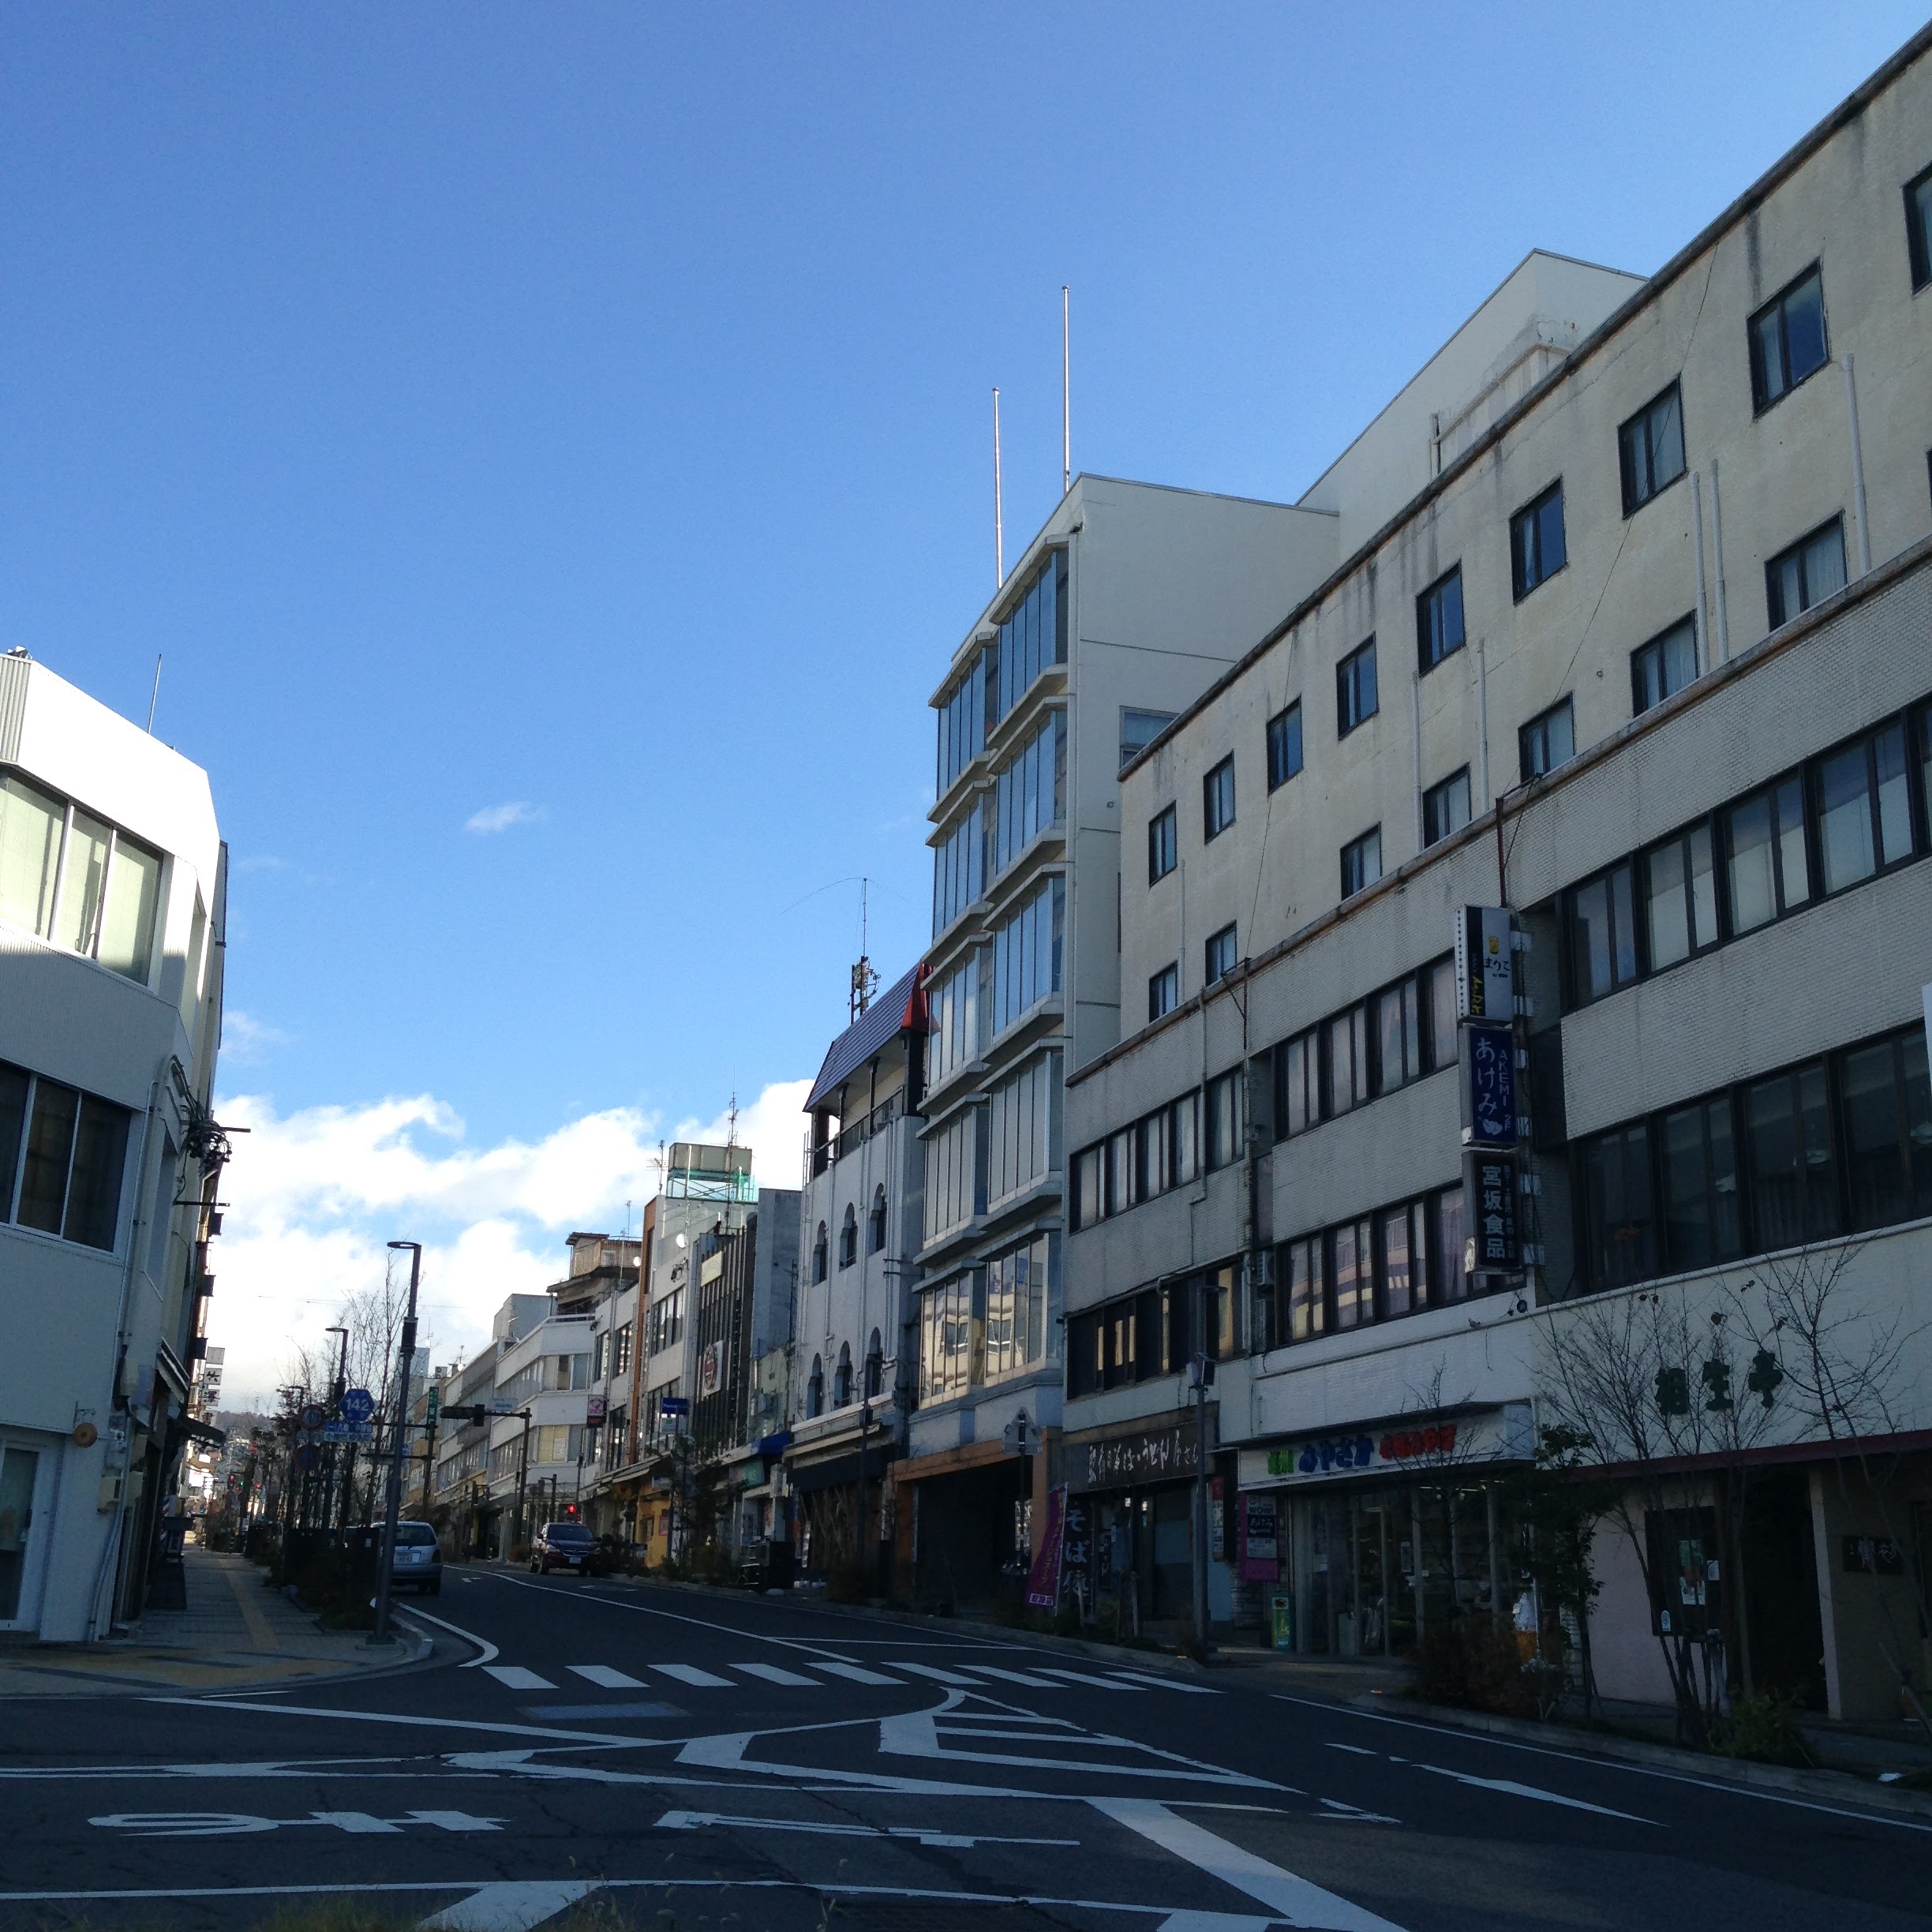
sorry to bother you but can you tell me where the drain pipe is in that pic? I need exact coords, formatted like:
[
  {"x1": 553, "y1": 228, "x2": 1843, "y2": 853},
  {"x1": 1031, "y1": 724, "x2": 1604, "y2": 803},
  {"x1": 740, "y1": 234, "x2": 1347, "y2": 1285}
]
[
  {"x1": 1709, "y1": 462, "x2": 1732, "y2": 665},
  {"x1": 1844, "y1": 354, "x2": 1872, "y2": 577},
  {"x1": 1691, "y1": 470, "x2": 1712, "y2": 676}
]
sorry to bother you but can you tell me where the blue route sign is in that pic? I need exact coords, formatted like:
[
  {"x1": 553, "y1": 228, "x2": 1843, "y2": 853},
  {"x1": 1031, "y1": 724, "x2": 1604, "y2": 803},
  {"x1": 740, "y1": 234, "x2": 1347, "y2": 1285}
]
[
  {"x1": 340, "y1": 1387, "x2": 376, "y2": 1423},
  {"x1": 658, "y1": 1395, "x2": 690, "y2": 1418}
]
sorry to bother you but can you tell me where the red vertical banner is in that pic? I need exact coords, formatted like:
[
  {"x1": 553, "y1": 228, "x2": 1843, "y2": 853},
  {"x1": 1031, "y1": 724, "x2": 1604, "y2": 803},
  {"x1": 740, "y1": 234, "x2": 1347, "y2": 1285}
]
[{"x1": 1024, "y1": 1482, "x2": 1069, "y2": 1609}]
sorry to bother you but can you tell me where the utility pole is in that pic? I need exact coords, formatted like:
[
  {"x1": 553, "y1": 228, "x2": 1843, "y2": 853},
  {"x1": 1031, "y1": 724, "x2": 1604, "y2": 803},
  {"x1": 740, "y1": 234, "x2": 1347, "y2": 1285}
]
[
  {"x1": 512, "y1": 1409, "x2": 534, "y2": 1556},
  {"x1": 323, "y1": 1325, "x2": 348, "y2": 1532},
  {"x1": 370, "y1": 1241, "x2": 421, "y2": 1646},
  {"x1": 1189, "y1": 1346, "x2": 1215, "y2": 1659}
]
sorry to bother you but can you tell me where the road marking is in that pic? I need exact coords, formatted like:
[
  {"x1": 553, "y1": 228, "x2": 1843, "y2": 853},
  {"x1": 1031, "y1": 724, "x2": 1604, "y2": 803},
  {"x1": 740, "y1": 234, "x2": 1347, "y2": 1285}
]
[
  {"x1": 653, "y1": 1808, "x2": 1079, "y2": 1848},
  {"x1": 809, "y1": 1659, "x2": 904, "y2": 1686},
  {"x1": 650, "y1": 1662, "x2": 733, "y2": 1687},
  {"x1": 566, "y1": 1664, "x2": 646, "y2": 1688},
  {"x1": 961, "y1": 1665, "x2": 1064, "y2": 1687},
  {"x1": 1326, "y1": 1743, "x2": 1376, "y2": 1755},
  {"x1": 152, "y1": 1696, "x2": 668, "y2": 1749},
  {"x1": 1037, "y1": 1666, "x2": 1149, "y2": 1690},
  {"x1": 522, "y1": 1702, "x2": 682, "y2": 1720},
  {"x1": 399, "y1": 1605, "x2": 500, "y2": 1668},
  {"x1": 878, "y1": 1704, "x2": 1286, "y2": 1788},
  {"x1": 1091, "y1": 1797, "x2": 1409, "y2": 1931},
  {"x1": 1413, "y1": 1763, "x2": 1655, "y2": 1823},
  {"x1": 1102, "y1": 1668, "x2": 1219, "y2": 1694},
  {"x1": 88, "y1": 1811, "x2": 505, "y2": 1837},
  {"x1": 1271, "y1": 1693, "x2": 1932, "y2": 1834},
  {"x1": 480, "y1": 1666, "x2": 555, "y2": 1691},
  {"x1": 1154, "y1": 1915, "x2": 1278, "y2": 1931},
  {"x1": 889, "y1": 1661, "x2": 979, "y2": 1685},
  {"x1": 417, "y1": 1881, "x2": 593, "y2": 1930},
  {"x1": 730, "y1": 1661, "x2": 821, "y2": 1687}
]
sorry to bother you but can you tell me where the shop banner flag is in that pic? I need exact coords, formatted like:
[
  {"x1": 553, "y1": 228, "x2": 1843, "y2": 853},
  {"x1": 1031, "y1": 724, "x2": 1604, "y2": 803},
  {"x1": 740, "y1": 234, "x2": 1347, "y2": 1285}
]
[{"x1": 1025, "y1": 1482, "x2": 1069, "y2": 1609}]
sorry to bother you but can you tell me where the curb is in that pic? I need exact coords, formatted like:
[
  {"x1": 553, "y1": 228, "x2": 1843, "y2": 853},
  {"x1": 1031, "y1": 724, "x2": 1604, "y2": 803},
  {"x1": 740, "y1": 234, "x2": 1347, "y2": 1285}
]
[{"x1": 1357, "y1": 1693, "x2": 1932, "y2": 1821}]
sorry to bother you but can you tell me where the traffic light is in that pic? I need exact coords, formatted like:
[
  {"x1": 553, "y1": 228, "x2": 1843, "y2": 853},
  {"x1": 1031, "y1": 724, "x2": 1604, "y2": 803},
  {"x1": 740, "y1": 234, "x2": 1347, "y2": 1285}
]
[
  {"x1": 444, "y1": 1405, "x2": 489, "y2": 1426},
  {"x1": 565, "y1": 1503, "x2": 578, "y2": 1517}
]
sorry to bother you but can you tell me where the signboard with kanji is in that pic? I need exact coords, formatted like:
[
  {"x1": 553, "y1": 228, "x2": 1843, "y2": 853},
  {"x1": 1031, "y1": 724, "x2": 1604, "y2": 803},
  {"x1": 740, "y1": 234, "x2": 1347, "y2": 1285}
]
[
  {"x1": 1466, "y1": 1149, "x2": 1520, "y2": 1271},
  {"x1": 1462, "y1": 1021, "x2": 1518, "y2": 1147}
]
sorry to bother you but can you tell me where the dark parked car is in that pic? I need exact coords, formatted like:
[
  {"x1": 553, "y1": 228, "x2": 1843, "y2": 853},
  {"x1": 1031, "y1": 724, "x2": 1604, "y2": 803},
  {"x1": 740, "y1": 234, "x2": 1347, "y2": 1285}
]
[
  {"x1": 390, "y1": 1521, "x2": 444, "y2": 1595},
  {"x1": 531, "y1": 1520, "x2": 597, "y2": 1574}
]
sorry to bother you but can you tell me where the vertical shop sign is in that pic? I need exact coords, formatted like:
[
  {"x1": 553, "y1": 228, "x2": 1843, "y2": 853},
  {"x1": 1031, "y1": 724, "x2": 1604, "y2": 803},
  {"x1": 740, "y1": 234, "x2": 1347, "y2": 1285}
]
[
  {"x1": 1466, "y1": 1150, "x2": 1520, "y2": 1271},
  {"x1": 1238, "y1": 1492, "x2": 1280, "y2": 1582},
  {"x1": 1455, "y1": 907, "x2": 1515, "y2": 1021},
  {"x1": 1024, "y1": 1484, "x2": 1069, "y2": 1609},
  {"x1": 1462, "y1": 1021, "x2": 1518, "y2": 1147}
]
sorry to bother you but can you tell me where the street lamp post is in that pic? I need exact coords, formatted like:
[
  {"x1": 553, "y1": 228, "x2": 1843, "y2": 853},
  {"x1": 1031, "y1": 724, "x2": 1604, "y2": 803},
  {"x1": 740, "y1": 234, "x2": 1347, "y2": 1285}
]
[{"x1": 370, "y1": 1240, "x2": 421, "y2": 1646}]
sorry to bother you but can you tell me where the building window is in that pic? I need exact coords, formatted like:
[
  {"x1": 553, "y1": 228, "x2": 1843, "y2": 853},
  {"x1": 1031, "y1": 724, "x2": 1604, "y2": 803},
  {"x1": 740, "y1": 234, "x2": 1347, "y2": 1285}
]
[
  {"x1": 1565, "y1": 861, "x2": 1637, "y2": 1005},
  {"x1": 807, "y1": 1354, "x2": 825, "y2": 1417},
  {"x1": 1839, "y1": 1031, "x2": 1932, "y2": 1231},
  {"x1": 1148, "y1": 963, "x2": 1179, "y2": 1022},
  {"x1": 1766, "y1": 518, "x2": 1847, "y2": 629},
  {"x1": 1816, "y1": 715, "x2": 1914, "y2": 895},
  {"x1": 922, "y1": 1105, "x2": 983, "y2": 1245},
  {"x1": 1579, "y1": 1121, "x2": 1656, "y2": 1290},
  {"x1": 986, "y1": 1049, "x2": 1061, "y2": 1208},
  {"x1": 1510, "y1": 481, "x2": 1567, "y2": 600},
  {"x1": 1285, "y1": 1236, "x2": 1325, "y2": 1342},
  {"x1": 994, "y1": 548, "x2": 1069, "y2": 722},
  {"x1": 935, "y1": 648, "x2": 990, "y2": 798},
  {"x1": 1121, "y1": 707, "x2": 1175, "y2": 773},
  {"x1": 838, "y1": 1204, "x2": 858, "y2": 1269},
  {"x1": 1724, "y1": 776, "x2": 1811, "y2": 934},
  {"x1": 1910, "y1": 163, "x2": 1932, "y2": 292},
  {"x1": 984, "y1": 1232, "x2": 1050, "y2": 1380},
  {"x1": 1519, "y1": 698, "x2": 1574, "y2": 782},
  {"x1": 1266, "y1": 702, "x2": 1303, "y2": 789},
  {"x1": 1660, "y1": 1096, "x2": 1743, "y2": 1272},
  {"x1": 1326, "y1": 1004, "x2": 1370, "y2": 1114},
  {"x1": 1641, "y1": 821, "x2": 1719, "y2": 971},
  {"x1": 1203, "y1": 756, "x2": 1236, "y2": 842},
  {"x1": 1416, "y1": 567, "x2": 1465, "y2": 674},
  {"x1": 833, "y1": 1343, "x2": 853, "y2": 1408},
  {"x1": 918, "y1": 1275, "x2": 977, "y2": 1402},
  {"x1": 1632, "y1": 615, "x2": 1698, "y2": 716},
  {"x1": 863, "y1": 1330, "x2": 885, "y2": 1401},
  {"x1": 931, "y1": 802, "x2": 984, "y2": 938},
  {"x1": 989, "y1": 875, "x2": 1065, "y2": 1037},
  {"x1": 1749, "y1": 265, "x2": 1829, "y2": 413},
  {"x1": 1148, "y1": 804, "x2": 1178, "y2": 884},
  {"x1": 1339, "y1": 826, "x2": 1381, "y2": 899},
  {"x1": 1204, "y1": 923, "x2": 1237, "y2": 985},
  {"x1": 1336, "y1": 638, "x2": 1378, "y2": 737},
  {"x1": 1071, "y1": 1144, "x2": 1103, "y2": 1230},
  {"x1": 1744, "y1": 1064, "x2": 1840, "y2": 1250},
  {"x1": 811, "y1": 1222, "x2": 828, "y2": 1284},
  {"x1": 0, "y1": 1061, "x2": 130, "y2": 1252},
  {"x1": 1422, "y1": 768, "x2": 1472, "y2": 847},
  {"x1": 990, "y1": 710, "x2": 1066, "y2": 880},
  {"x1": 1370, "y1": 975, "x2": 1424, "y2": 1095},
  {"x1": 0, "y1": 772, "x2": 165, "y2": 984},
  {"x1": 868, "y1": 1185, "x2": 887, "y2": 1253},
  {"x1": 1204, "y1": 1069, "x2": 1240, "y2": 1170},
  {"x1": 1618, "y1": 383, "x2": 1687, "y2": 515}
]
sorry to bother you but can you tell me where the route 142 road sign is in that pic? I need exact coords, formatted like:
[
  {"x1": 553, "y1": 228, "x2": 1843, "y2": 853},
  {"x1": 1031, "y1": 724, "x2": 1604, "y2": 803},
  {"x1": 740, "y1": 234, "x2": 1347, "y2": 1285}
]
[{"x1": 340, "y1": 1387, "x2": 375, "y2": 1423}]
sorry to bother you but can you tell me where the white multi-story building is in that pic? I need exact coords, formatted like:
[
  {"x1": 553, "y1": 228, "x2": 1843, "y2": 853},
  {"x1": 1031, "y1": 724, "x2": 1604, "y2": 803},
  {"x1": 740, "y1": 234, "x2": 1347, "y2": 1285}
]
[
  {"x1": 0, "y1": 649, "x2": 227, "y2": 1640},
  {"x1": 1065, "y1": 27, "x2": 1932, "y2": 1719},
  {"x1": 485, "y1": 1294, "x2": 592, "y2": 1552},
  {"x1": 788, "y1": 966, "x2": 926, "y2": 1583}
]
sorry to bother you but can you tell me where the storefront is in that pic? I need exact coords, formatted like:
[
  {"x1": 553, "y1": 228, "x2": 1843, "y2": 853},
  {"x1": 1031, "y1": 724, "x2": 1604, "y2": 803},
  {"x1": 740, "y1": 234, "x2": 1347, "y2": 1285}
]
[
  {"x1": 1065, "y1": 1409, "x2": 1232, "y2": 1633},
  {"x1": 1236, "y1": 1404, "x2": 1534, "y2": 1658}
]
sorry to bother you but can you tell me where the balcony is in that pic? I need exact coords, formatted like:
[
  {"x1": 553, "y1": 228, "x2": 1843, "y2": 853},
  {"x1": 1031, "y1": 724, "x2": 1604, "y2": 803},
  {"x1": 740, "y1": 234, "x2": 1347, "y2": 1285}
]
[{"x1": 811, "y1": 1088, "x2": 908, "y2": 1176}]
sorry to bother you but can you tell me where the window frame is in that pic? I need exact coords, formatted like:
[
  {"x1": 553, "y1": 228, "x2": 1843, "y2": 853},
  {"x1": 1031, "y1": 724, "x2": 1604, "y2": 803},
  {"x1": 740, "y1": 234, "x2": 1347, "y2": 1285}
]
[
  {"x1": 1148, "y1": 962, "x2": 1179, "y2": 1023},
  {"x1": 1765, "y1": 516, "x2": 1848, "y2": 631},
  {"x1": 1519, "y1": 698, "x2": 1575, "y2": 784},
  {"x1": 1336, "y1": 638, "x2": 1379, "y2": 739},
  {"x1": 1202, "y1": 755, "x2": 1236, "y2": 843},
  {"x1": 1204, "y1": 922, "x2": 1237, "y2": 986},
  {"x1": 1510, "y1": 481, "x2": 1567, "y2": 601},
  {"x1": 1631, "y1": 614, "x2": 1698, "y2": 717},
  {"x1": 1339, "y1": 826, "x2": 1382, "y2": 900},
  {"x1": 1416, "y1": 566, "x2": 1466, "y2": 676},
  {"x1": 1421, "y1": 767, "x2": 1473, "y2": 847},
  {"x1": 1148, "y1": 804, "x2": 1178, "y2": 885},
  {"x1": 1266, "y1": 701, "x2": 1304, "y2": 790},
  {"x1": 1748, "y1": 264, "x2": 1829, "y2": 414},
  {"x1": 1909, "y1": 163, "x2": 1932, "y2": 293},
  {"x1": 0, "y1": 1059, "x2": 131, "y2": 1252},
  {"x1": 1268, "y1": 1181, "x2": 1475, "y2": 1347},
  {"x1": 1618, "y1": 381, "x2": 1687, "y2": 517}
]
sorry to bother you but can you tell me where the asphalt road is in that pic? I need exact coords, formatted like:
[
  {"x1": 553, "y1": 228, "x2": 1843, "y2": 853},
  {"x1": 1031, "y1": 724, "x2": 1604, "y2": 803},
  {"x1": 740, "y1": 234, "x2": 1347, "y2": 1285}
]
[{"x1": 0, "y1": 1569, "x2": 1926, "y2": 1930}]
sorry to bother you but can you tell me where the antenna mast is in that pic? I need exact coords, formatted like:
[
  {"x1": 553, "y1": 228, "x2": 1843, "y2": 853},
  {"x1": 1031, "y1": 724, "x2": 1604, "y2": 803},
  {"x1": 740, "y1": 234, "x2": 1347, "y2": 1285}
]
[
  {"x1": 146, "y1": 654, "x2": 163, "y2": 734},
  {"x1": 1061, "y1": 286, "x2": 1071, "y2": 496},
  {"x1": 849, "y1": 876, "x2": 878, "y2": 1022},
  {"x1": 992, "y1": 386, "x2": 1004, "y2": 586}
]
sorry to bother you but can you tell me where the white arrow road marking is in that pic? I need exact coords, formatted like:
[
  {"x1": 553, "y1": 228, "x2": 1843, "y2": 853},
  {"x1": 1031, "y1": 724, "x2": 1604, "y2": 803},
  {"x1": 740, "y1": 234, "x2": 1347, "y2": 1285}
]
[
  {"x1": 809, "y1": 1659, "x2": 903, "y2": 1686},
  {"x1": 653, "y1": 1808, "x2": 1078, "y2": 1848},
  {"x1": 565, "y1": 1664, "x2": 646, "y2": 1689},
  {"x1": 1092, "y1": 1798, "x2": 1409, "y2": 1932},
  {"x1": 417, "y1": 1881, "x2": 593, "y2": 1930},
  {"x1": 650, "y1": 1662, "x2": 732, "y2": 1687},
  {"x1": 1155, "y1": 1915, "x2": 1279, "y2": 1931},
  {"x1": 88, "y1": 1811, "x2": 505, "y2": 1837},
  {"x1": 729, "y1": 1661, "x2": 821, "y2": 1686},
  {"x1": 1411, "y1": 1765, "x2": 1656, "y2": 1823},
  {"x1": 481, "y1": 1666, "x2": 556, "y2": 1691}
]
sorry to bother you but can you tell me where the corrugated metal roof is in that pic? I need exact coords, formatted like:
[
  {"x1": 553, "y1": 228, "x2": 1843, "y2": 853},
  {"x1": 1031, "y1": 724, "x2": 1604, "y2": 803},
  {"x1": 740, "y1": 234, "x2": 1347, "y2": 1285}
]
[{"x1": 805, "y1": 963, "x2": 924, "y2": 1111}]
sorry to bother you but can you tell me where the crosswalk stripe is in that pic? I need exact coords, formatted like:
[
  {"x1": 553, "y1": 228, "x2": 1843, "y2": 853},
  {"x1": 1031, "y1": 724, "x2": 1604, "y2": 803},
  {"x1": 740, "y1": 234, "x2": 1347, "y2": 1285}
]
[
  {"x1": 1036, "y1": 1666, "x2": 1148, "y2": 1690},
  {"x1": 808, "y1": 1659, "x2": 904, "y2": 1686},
  {"x1": 888, "y1": 1661, "x2": 979, "y2": 1686},
  {"x1": 650, "y1": 1662, "x2": 734, "y2": 1687},
  {"x1": 729, "y1": 1661, "x2": 820, "y2": 1687},
  {"x1": 567, "y1": 1664, "x2": 646, "y2": 1689},
  {"x1": 1101, "y1": 1667, "x2": 1219, "y2": 1694},
  {"x1": 480, "y1": 1665, "x2": 556, "y2": 1690},
  {"x1": 960, "y1": 1665, "x2": 1063, "y2": 1688}
]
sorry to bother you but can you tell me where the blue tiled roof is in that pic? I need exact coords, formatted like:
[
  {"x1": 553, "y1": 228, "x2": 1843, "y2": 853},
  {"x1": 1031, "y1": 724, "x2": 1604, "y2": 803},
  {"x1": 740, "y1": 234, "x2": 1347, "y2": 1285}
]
[{"x1": 805, "y1": 963, "x2": 923, "y2": 1110}]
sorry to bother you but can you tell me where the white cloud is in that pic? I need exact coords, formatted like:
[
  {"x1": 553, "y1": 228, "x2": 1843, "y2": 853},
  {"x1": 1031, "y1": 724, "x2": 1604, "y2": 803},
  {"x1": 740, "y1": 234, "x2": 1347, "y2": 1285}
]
[
  {"x1": 464, "y1": 801, "x2": 538, "y2": 835},
  {"x1": 206, "y1": 1079, "x2": 808, "y2": 1412},
  {"x1": 220, "y1": 1009, "x2": 292, "y2": 1065}
]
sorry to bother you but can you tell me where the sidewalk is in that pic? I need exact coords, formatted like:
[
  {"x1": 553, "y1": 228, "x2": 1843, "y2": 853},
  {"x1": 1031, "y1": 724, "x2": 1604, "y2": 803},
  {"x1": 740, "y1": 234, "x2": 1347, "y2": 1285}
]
[{"x1": 0, "y1": 1546, "x2": 431, "y2": 1697}]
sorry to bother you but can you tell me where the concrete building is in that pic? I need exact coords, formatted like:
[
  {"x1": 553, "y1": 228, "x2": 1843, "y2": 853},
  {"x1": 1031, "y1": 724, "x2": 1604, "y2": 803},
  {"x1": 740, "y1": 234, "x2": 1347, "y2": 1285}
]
[
  {"x1": 1065, "y1": 27, "x2": 1932, "y2": 1720},
  {"x1": 481, "y1": 1293, "x2": 581, "y2": 1555},
  {"x1": 788, "y1": 966, "x2": 926, "y2": 1586},
  {"x1": 905, "y1": 474, "x2": 1392, "y2": 1605},
  {"x1": 0, "y1": 650, "x2": 228, "y2": 1640}
]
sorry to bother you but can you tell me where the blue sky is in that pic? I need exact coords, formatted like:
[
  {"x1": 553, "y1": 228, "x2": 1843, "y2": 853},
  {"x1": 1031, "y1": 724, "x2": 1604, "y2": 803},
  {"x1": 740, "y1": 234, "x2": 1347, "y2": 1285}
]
[{"x1": 2, "y1": 5, "x2": 1922, "y2": 1398}]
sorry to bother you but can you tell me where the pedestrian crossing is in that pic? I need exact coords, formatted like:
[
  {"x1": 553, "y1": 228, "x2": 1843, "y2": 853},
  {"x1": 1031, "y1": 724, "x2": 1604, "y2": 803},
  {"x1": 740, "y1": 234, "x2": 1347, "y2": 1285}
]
[{"x1": 478, "y1": 1654, "x2": 1211, "y2": 1698}]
